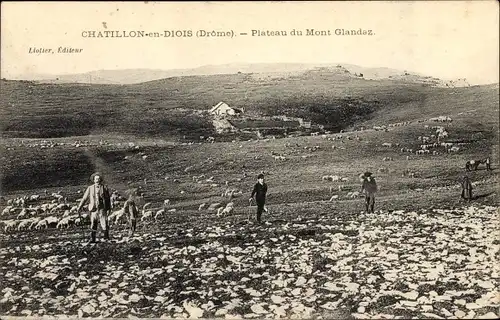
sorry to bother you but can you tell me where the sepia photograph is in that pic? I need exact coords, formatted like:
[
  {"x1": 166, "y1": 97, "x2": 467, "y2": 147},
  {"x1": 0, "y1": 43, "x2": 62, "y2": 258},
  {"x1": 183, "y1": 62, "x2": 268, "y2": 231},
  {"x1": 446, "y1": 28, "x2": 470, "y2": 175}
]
[{"x1": 1, "y1": 1, "x2": 499, "y2": 319}]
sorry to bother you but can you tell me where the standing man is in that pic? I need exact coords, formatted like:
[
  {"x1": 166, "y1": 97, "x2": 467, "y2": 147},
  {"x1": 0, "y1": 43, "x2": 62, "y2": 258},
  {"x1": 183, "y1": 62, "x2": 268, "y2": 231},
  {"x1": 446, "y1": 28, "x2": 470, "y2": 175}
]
[
  {"x1": 250, "y1": 174, "x2": 268, "y2": 224},
  {"x1": 77, "y1": 172, "x2": 112, "y2": 243},
  {"x1": 461, "y1": 176, "x2": 473, "y2": 201},
  {"x1": 485, "y1": 157, "x2": 492, "y2": 171},
  {"x1": 361, "y1": 172, "x2": 378, "y2": 213}
]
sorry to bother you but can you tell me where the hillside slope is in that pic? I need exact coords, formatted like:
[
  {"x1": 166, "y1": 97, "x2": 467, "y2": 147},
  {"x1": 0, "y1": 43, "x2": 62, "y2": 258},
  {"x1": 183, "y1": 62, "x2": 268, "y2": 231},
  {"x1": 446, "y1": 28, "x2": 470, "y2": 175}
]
[{"x1": 1, "y1": 71, "x2": 493, "y2": 139}]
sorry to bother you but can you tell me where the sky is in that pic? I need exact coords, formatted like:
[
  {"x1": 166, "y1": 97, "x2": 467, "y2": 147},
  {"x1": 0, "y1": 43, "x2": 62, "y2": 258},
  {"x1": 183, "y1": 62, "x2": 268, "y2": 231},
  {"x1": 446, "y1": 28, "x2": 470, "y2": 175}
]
[{"x1": 1, "y1": 1, "x2": 499, "y2": 84}]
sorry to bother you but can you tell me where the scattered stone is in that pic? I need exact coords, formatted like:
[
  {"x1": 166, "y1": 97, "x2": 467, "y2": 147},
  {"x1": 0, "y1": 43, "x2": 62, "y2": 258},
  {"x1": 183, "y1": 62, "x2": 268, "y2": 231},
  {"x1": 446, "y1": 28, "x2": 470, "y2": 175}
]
[{"x1": 454, "y1": 310, "x2": 466, "y2": 318}]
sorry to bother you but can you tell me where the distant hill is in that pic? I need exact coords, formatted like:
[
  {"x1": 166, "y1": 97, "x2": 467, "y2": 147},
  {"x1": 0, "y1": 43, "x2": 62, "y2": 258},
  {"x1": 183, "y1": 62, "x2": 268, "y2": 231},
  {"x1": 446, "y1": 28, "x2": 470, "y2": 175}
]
[
  {"x1": 3, "y1": 63, "x2": 472, "y2": 87},
  {"x1": 1, "y1": 65, "x2": 497, "y2": 140}
]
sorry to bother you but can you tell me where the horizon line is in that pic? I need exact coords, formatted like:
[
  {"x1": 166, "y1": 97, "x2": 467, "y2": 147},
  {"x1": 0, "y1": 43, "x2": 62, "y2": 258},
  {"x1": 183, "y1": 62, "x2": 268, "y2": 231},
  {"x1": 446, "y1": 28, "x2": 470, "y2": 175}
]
[{"x1": 2, "y1": 62, "x2": 497, "y2": 86}]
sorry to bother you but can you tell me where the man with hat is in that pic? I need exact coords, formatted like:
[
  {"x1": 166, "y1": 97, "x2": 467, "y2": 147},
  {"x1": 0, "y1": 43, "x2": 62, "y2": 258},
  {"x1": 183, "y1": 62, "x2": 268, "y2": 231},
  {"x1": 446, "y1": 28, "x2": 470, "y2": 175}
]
[
  {"x1": 249, "y1": 173, "x2": 268, "y2": 224},
  {"x1": 77, "y1": 172, "x2": 112, "y2": 243},
  {"x1": 360, "y1": 171, "x2": 378, "y2": 213}
]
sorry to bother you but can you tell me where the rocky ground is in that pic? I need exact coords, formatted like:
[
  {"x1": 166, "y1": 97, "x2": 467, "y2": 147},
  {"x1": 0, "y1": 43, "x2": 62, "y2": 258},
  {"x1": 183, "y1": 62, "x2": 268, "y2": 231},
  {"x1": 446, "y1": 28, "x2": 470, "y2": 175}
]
[{"x1": 0, "y1": 205, "x2": 498, "y2": 319}]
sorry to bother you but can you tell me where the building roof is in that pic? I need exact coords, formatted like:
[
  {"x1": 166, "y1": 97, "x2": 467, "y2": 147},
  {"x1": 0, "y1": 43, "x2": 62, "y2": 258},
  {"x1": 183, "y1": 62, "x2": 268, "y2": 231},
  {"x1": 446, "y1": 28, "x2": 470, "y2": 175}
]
[{"x1": 210, "y1": 101, "x2": 231, "y2": 113}]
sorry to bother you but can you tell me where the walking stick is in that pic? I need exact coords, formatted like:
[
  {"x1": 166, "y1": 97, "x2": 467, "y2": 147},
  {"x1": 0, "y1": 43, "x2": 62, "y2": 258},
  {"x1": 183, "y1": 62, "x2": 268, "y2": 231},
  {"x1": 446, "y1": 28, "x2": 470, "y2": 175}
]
[
  {"x1": 78, "y1": 210, "x2": 86, "y2": 244},
  {"x1": 248, "y1": 198, "x2": 253, "y2": 222}
]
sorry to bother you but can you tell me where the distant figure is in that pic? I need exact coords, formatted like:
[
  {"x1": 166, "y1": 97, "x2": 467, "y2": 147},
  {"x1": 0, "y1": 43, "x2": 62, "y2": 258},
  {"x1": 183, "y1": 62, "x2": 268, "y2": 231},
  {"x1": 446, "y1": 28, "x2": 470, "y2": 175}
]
[
  {"x1": 461, "y1": 176, "x2": 473, "y2": 201},
  {"x1": 77, "y1": 172, "x2": 112, "y2": 243},
  {"x1": 123, "y1": 189, "x2": 140, "y2": 235},
  {"x1": 486, "y1": 157, "x2": 492, "y2": 171},
  {"x1": 249, "y1": 174, "x2": 268, "y2": 223},
  {"x1": 361, "y1": 172, "x2": 378, "y2": 213}
]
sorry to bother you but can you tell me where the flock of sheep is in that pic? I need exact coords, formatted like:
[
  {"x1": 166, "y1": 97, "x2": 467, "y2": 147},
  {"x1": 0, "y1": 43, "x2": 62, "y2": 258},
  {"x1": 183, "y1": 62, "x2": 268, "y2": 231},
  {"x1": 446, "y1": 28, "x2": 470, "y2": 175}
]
[
  {"x1": 0, "y1": 170, "x2": 249, "y2": 234},
  {"x1": 2, "y1": 112, "x2": 487, "y2": 236},
  {"x1": 1, "y1": 192, "x2": 87, "y2": 233}
]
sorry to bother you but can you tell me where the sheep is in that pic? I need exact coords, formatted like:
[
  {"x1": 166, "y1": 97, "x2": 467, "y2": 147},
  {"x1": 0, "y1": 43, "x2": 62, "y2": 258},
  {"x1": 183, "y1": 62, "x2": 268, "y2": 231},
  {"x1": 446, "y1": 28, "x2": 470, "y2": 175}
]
[
  {"x1": 217, "y1": 202, "x2": 235, "y2": 217},
  {"x1": 17, "y1": 208, "x2": 28, "y2": 220},
  {"x1": 35, "y1": 216, "x2": 59, "y2": 230},
  {"x1": 29, "y1": 195, "x2": 40, "y2": 201},
  {"x1": 208, "y1": 203, "x2": 223, "y2": 212},
  {"x1": 322, "y1": 175, "x2": 341, "y2": 182},
  {"x1": 51, "y1": 203, "x2": 70, "y2": 213},
  {"x1": 74, "y1": 213, "x2": 89, "y2": 227},
  {"x1": 2, "y1": 206, "x2": 13, "y2": 216},
  {"x1": 154, "y1": 208, "x2": 166, "y2": 221},
  {"x1": 337, "y1": 185, "x2": 350, "y2": 192},
  {"x1": 56, "y1": 217, "x2": 75, "y2": 229},
  {"x1": 3, "y1": 220, "x2": 18, "y2": 233},
  {"x1": 51, "y1": 193, "x2": 64, "y2": 202},
  {"x1": 329, "y1": 195, "x2": 339, "y2": 201},
  {"x1": 347, "y1": 191, "x2": 361, "y2": 198},
  {"x1": 29, "y1": 218, "x2": 42, "y2": 230},
  {"x1": 109, "y1": 208, "x2": 126, "y2": 225},
  {"x1": 17, "y1": 219, "x2": 33, "y2": 231},
  {"x1": 383, "y1": 157, "x2": 394, "y2": 161},
  {"x1": 140, "y1": 203, "x2": 154, "y2": 222}
]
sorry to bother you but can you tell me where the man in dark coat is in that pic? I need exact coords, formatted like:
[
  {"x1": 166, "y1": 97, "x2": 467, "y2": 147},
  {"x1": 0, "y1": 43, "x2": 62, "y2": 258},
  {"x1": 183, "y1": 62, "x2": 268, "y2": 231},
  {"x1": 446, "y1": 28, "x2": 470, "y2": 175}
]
[
  {"x1": 250, "y1": 174, "x2": 268, "y2": 223},
  {"x1": 361, "y1": 172, "x2": 378, "y2": 213},
  {"x1": 77, "y1": 172, "x2": 112, "y2": 243},
  {"x1": 461, "y1": 176, "x2": 473, "y2": 201}
]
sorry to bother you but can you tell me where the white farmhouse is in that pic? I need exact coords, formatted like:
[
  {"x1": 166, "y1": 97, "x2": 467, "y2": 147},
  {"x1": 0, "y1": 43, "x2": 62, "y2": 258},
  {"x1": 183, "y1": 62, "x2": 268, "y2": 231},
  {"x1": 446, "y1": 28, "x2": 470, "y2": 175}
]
[{"x1": 209, "y1": 102, "x2": 243, "y2": 116}]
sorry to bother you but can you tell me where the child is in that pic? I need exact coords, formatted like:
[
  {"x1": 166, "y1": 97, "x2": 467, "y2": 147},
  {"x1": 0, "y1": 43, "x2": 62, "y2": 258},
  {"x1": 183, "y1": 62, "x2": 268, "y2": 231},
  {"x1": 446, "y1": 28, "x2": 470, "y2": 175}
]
[{"x1": 123, "y1": 189, "x2": 140, "y2": 235}]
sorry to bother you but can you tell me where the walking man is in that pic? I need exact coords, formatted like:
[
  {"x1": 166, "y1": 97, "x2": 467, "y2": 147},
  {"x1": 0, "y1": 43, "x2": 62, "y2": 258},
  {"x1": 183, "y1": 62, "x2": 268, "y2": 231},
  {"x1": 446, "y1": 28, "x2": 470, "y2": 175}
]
[
  {"x1": 250, "y1": 173, "x2": 268, "y2": 224},
  {"x1": 77, "y1": 172, "x2": 112, "y2": 243},
  {"x1": 361, "y1": 172, "x2": 378, "y2": 213},
  {"x1": 461, "y1": 176, "x2": 473, "y2": 201}
]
